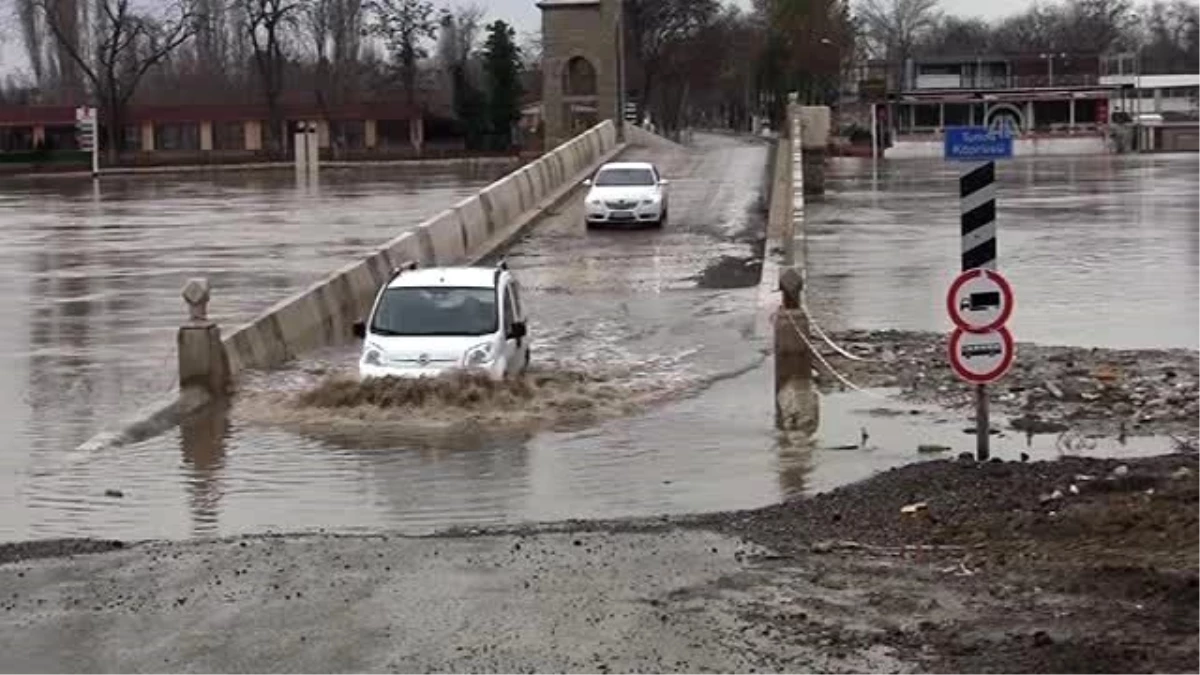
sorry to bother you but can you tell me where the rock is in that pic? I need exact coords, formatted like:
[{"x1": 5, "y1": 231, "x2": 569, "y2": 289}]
[
  {"x1": 957, "y1": 452, "x2": 975, "y2": 463},
  {"x1": 1027, "y1": 629, "x2": 1056, "y2": 648},
  {"x1": 1171, "y1": 467, "x2": 1192, "y2": 481},
  {"x1": 1039, "y1": 490, "x2": 1064, "y2": 505},
  {"x1": 1044, "y1": 381, "x2": 1065, "y2": 400},
  {"x1": 901, "y1": 502, "x2": 928, "y2": 515},
  {"x1": 104, "y1": 489, "x2": 124, "y2": 499},
  {"x1": 1112, "y1": 465, "x2": 1130, "y2": 478},
  {"x1": 1011, "y1": 416, "x2": 1069, "y2": 435},
  {"x1": 918, "y1": 444, "x2": 952, "y2": 455}
]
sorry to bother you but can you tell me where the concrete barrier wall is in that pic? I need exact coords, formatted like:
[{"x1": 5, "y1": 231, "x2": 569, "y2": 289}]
[{"x1": 221, "y1": 120, "x2": 623, "y2": 377}]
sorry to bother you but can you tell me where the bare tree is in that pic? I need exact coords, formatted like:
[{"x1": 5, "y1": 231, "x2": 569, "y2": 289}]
[
  {"x1": 624, "y1": 0, "x2": 720, "y2": 124},
  {"x1": 367, "y1": 0, "x2": 437, "y2": 104},
  {"x1": 435, "y1": 3, "x2": 484, "y2": 70},
  {"x1": 858, "y1": 0, "x2": 940, "y2": 90},
  {"x1": 36, "y1": 0, "x2": 199, "y2": 161},
  {"x1": 240, "y1": 0, "x2": 300, "y2": 155},
  {"x1": 304, "y1": 0, "x2": 364, "y2": 153}
]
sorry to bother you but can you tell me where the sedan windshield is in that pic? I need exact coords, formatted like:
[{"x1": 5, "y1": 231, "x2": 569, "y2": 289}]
[
  {"x1": 594, "y1": 168, "x2": 656, "y2": 187},
  {"x1": 371, "y1": 287, "x2": 497, "y2": 337}
]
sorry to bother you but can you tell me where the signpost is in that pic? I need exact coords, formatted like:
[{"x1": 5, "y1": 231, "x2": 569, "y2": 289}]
[
  {"x1": 75, "y1": 106, "x2": 99, "y2": 179},
  {"x1": 944, "y1": 125, "x2": 1015, "y2": 460}
]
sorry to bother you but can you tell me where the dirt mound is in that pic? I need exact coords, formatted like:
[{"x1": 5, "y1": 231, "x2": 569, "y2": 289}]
[{"x1": 702, "y1": 454, "x2": 1199, "y2": 673}]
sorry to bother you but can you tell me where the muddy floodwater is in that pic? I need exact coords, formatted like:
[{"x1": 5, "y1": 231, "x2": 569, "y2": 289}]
[
  {"x1": 1, "y1": 146, "x2": 1196, "y2": 543},
  {"x1": 806, "y1": 153, "x2": 1199, "y2": 350},
  {"x1": 0, "y1": 165, "x2": 511, "y2": 539}
]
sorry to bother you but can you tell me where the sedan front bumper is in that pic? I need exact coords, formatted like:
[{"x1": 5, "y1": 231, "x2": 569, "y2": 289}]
[{"x1": 586, "y1": 201, "x2": 663, "y2": 224}]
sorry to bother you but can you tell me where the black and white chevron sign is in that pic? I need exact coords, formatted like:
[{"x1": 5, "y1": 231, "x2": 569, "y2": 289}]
[{"x1": 960, "y1": 161, "x2": 997, "y2": 271}]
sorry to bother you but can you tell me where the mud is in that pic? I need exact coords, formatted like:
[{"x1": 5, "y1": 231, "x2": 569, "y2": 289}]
[
  {"x1": 700, "y1": 453, "x2": 1199, "y2": 673},
  {"x1": 816, "y1": 329, "x2": 1199, "y2": 440}
]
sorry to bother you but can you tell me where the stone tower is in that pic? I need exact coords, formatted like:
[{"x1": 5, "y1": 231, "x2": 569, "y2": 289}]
[{"x1": 538, "y1": 0, "x2": 625, "y2": 149}]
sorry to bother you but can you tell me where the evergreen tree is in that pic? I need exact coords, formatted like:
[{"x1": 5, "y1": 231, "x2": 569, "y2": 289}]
[{"x1": 481, "y1": 20, "x2": 523, "y2": 150}]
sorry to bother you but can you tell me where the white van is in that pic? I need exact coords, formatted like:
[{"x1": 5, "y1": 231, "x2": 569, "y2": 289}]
[{"x1": 352, "y1": 263, "x2": 531, "y2": 380}]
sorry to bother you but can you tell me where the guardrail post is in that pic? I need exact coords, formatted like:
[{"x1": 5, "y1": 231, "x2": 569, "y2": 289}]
[{"x1": 178, "y1": 278, "x2": 231, "y2": 397}]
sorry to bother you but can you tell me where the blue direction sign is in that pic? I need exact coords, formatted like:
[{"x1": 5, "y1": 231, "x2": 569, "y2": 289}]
[{"x1": 944, "y1": 126, "x2": 1013, "y2": 162}]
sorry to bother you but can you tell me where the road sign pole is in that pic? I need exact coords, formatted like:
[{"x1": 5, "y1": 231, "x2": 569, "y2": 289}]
[
  {"x1": 975, "y1": 384, "x2": 990, "y2": 460},
  {"x1": 960, "y1": 159, "x2": 999, "y2": 461},
  {"x1": 91, "y1": 113, "x2": 99, "y2": 180}
]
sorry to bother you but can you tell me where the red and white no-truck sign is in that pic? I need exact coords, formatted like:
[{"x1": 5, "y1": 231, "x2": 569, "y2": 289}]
[
  {"x1": 946, "y1": 268, "x2": 1013, "y2": 333},
  {"x1": 949, "y1": 326, "x2": 1015, "y2": 384}
]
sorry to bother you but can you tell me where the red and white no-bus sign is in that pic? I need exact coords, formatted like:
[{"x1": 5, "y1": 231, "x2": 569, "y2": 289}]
[
  {"x1": 946, "y1": 268, "x2": 1013, "y2": 333},
  {"x1": 949, "y1": 326, "x2": 1015, "y2": 384}
]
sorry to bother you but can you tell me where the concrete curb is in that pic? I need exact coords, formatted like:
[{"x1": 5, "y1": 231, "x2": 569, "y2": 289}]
[{"x1": 74, "y1": 122, "x2": 624, "y2": 453}]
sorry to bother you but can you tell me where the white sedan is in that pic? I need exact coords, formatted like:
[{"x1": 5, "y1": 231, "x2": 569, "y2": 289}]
[{"x1": 582, "y1": 161, "x2": 670, "y2": 228}]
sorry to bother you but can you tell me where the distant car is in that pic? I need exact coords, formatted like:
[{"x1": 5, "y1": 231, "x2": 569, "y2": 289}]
[
  {"x1": 583, "y1": 161, "x2": 670, "y2": 228},
  {"x1": 352, "y1": 262, "x2": 531, "y2": 381}
]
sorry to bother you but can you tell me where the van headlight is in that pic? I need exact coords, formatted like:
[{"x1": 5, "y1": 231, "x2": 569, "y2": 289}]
[
  {"x1": 464, "y1": 343, "x2": 495, "y2": 367},
  {"x1": 363, "y1": 344, "x2": 384, "y2": 366}
]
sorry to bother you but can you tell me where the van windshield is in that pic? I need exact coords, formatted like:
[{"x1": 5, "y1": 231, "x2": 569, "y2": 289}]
[
  {"x1": 371, "y1": 287, "x2": 497, "y2": 337},
  {"x1": 594, "y1": 168, "x2": 656, "y2": 187}
]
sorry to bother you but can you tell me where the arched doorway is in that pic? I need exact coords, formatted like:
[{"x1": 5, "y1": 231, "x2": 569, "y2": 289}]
[{"x1": 563, "y1": 56, "x2": 598, "y2": 97}]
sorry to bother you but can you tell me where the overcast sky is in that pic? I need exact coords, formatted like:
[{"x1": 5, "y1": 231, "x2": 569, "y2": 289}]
[{"x1": 0, "y1": 0, "x2": 1103, "y2": 76}]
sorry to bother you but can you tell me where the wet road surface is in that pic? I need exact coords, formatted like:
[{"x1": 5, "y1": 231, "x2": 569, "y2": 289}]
[
  {"x1": 806, "y1": 154, "x2": 1199, "y2": 350},
  {"x1": 0, "y1": 165, "x2": 512, "y2": 540},
  {"x1": 0, "y1": 528, "x2": 910, "y2": 673}
]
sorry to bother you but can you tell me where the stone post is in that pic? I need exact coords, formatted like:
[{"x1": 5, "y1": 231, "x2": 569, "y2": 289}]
[
  {"x1": 178, "y1": 278, "x2": 231, "y2": 397},
  {"x1": 798, "y1": 106, "x2": 831, "y2": 196},
  {"x1": 775, "y1": 267, "x2": 817, "y2": 432}
]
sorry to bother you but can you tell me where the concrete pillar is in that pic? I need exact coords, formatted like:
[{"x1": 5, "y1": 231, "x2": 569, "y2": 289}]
[
  {"x1": 409, "y1": 117, "x2": 425, "y2": 154},
  {"x1": 32, "y1": 125, "x2": 46, "y2": 146},
  {"x1": 141, "y1": 122, "x2": 155, "y2": 151},
  {"x1": 969, "y1": 104, "x2": 975, "y2": 126},
  {"x1": 244, "y1": 121, "x2": 262, "y2": 151},
  {"x1": 938, "y1": 102, "x2": 945, "y2": 130},
  {"x1": 1026, "y1": 101, "x2": 1036, "y2": 133},
  {"x1": 178, "y1": 278, "x2": 231, "y2": 398},
  {"x1": 200, "y1": 122, "x2": 214, "y2": 151},
  {"x1": 365, "y1": 119, "x2": 378, "y2": 149},
  {"x1": 1153, "y1": 88, "x2": 1163, "y2": 114},
  {"x1": 775, "y1": 268, "x2": 815, "y2": 432},
  {"x1": 317, "y1": 120, "x2": 331, "y2": 149},
  {"x1": 1068, "y1": 98, "x2": 1076, "y2": 132},
  {"x1": 798, "y1": 106, "x2": 830, "y2": 196}
]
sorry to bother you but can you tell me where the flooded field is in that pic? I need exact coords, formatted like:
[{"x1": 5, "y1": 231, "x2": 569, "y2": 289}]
[
  {"x1": 0, "y1": 164, "x2": 510, "y2": 538},
  {"x1": 1, "y1": 144, "x2": 1195, "y2": 543},
  {"x1": 806, "y1": 153, "x2": 1199, "y2": 350}
]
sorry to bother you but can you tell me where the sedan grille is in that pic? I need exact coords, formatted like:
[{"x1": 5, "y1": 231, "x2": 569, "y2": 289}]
[{"x1": 605, "y1": 200, "x2": 639, "y2": 209}]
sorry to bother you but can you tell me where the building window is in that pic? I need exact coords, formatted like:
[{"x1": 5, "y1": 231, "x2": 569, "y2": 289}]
[
  {"x1": 155, "y1": 123, "x2": 201, "y2": 151},
  {"x1": 123, "y1": 125, "x2": 141, "y2": 151},
  {"x1": 0, "y1": 127, "x2": 34, "y2": 152},
  {"x1": 330, "y1": 120, "x2": 366, "y2": 149},
  {"x1": 214, "y1": 122, "x2": 245, "y2": 150}
]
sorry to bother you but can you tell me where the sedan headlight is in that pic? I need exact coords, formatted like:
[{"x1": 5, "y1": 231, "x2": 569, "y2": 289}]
[
  {"x1": 464, "y1": 343, "x2": 495, "y2": 367},
  {"x1": 641, "y1": 194, "x2": 662, "y2": 206}
]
